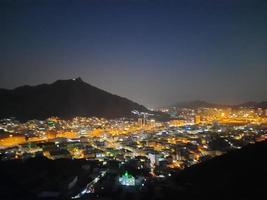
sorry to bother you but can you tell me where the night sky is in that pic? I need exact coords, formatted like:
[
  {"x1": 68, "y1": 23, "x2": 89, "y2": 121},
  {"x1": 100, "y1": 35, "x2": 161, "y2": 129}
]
[{"x1": 1, "y1": 0, "x2": 267, "y2": 108}]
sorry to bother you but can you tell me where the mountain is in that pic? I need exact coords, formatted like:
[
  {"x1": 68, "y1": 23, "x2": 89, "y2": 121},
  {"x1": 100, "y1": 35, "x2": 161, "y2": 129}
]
[
  {"x1": 173, "y1": 100, "x2": 267, "y2": 109},
  {"x1": 174, "y1": 100, "x2": 223, "y2": 109},
  {"x1": 238, "y1": 101, "x2": 267, "y2": 108},
  {"x1": 0, "y1": 78, "x2": 148, "y2": 121}
]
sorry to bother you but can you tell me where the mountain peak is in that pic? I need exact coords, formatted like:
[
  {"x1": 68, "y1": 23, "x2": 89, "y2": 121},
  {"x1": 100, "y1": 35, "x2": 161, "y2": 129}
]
[
  {"x1": 53, "y1": 77, "x2": 86, "y2": 86},
  {"x1": 72, "y1": 77, "x2": 83, "y2": 82}
]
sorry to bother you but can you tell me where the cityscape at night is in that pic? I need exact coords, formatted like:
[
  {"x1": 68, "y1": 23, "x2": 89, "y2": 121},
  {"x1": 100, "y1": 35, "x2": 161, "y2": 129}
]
[
  {"x1": 1, "y1": 0, "x2": 267, "y2": 200},
  {"x1": 0, "y1": 78, "x2": 267, "y2": 200}
]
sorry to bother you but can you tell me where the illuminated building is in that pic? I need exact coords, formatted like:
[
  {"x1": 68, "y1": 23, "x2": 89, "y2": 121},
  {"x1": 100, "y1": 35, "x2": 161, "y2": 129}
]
[
  {"x1": 194, "y1": 115, "x2": 201, "y2": 124},
  {"x1": 119, "y1": 171, "x2": 135, "y2": 186},
  {"x1": 149, "y1": 119, "x2": 156, "y2": 127},
  {"x1": 257, "y1": 108, "x2": 263, "y2": 116},
  {"x1": 138, "y1": 118, "x2": 143, "y2": 126},
  {"x1": 169, "y1": 120, "x2": 185, "y2": 127},
  {"x1": 148, "y1": 153, "x2": 160, "y2": 167}
]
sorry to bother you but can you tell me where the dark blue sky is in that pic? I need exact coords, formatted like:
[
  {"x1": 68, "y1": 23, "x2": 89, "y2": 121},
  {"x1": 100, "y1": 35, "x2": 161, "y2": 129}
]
[{"x1": 1, "y1": 0, "x2": 267, "y2": 108}]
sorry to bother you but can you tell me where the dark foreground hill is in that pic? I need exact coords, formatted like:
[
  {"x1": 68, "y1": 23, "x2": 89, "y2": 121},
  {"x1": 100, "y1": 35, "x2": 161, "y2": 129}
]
[
  {"x1": 0, "y1": 78, "x2": 148, "y2": 121},
  {"x1": 0, "y1": 158, "x2": 99, "y2": 200},
  {"x1": 142, "y1": 140, "x2": 267, "y2": 200}
]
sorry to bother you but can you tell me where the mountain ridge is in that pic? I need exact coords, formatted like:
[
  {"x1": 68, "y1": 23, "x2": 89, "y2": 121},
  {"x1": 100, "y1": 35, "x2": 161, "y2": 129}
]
[{"x1": 172, "y1": 100, "x2": 267, "y2": 109}]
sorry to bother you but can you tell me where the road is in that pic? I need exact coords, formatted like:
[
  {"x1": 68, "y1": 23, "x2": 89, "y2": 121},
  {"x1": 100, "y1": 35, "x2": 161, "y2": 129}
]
[{"x1": 71, "y1": 170, "x2": 108, "y2": 199}]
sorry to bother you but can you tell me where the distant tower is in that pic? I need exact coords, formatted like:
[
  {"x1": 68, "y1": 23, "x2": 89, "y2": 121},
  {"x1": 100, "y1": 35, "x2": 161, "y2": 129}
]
[
  {"x1": 138, "y1": 118, "x2": 143, "y2": 126},
  {"x1": 148, "y1": 153, "x2": 159, "y2": 167}
]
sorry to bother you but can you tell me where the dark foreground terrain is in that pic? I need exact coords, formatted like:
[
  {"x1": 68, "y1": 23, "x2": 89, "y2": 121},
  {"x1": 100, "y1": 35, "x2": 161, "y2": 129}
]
[
  {"x1": 0, "y1": 158, "x2": 101, "y2": 200},
  {"x1": 1, "y1": 140, "x2": 267, "y2": 200},
  {"x1": 141, "y1": 140, "x2": 267, "y2": 200}
]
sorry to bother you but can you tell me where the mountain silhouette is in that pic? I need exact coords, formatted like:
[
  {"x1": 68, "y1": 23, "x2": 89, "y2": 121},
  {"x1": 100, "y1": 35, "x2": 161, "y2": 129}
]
[
  {"x1": 174, "y1": 100, "x2": 267, "y2": 109},
  {"x1": 0, "y1": 78, "x2": 148, "y2": 121}
]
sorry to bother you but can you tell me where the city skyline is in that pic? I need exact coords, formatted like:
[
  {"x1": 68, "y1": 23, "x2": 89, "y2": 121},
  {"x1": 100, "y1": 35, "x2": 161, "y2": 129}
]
[{"x1": 1, "y1": 0, "x2": 267, "y2": 108}]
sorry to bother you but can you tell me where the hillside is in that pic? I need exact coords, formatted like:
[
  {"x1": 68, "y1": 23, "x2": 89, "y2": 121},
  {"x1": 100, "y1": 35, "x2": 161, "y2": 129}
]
[{"x1": 144, "y1": 140, "x2": 267, "y2": 200}]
